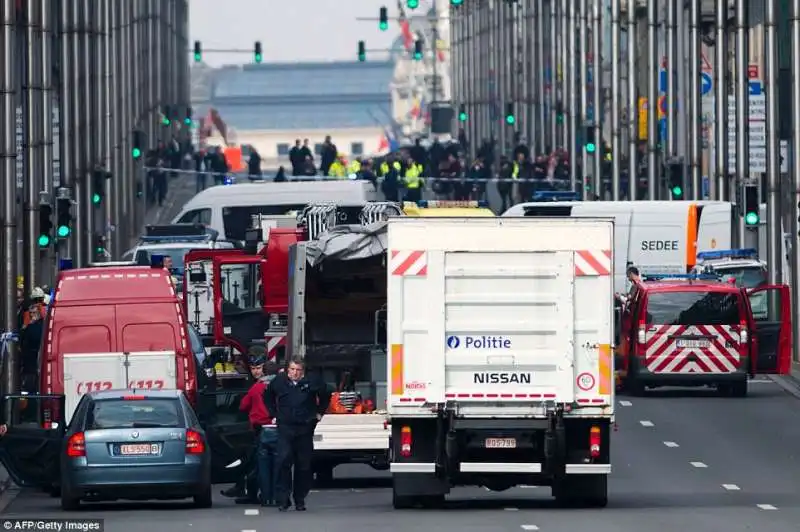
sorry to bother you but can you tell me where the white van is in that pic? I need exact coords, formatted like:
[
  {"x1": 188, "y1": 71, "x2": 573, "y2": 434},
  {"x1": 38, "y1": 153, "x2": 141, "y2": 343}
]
[
  {"x1": 171, "y1": 181, "x2": 379, "y2": 241},
  {"x1": 502, "y1": 200, "x2": 734, "y2": 292}
]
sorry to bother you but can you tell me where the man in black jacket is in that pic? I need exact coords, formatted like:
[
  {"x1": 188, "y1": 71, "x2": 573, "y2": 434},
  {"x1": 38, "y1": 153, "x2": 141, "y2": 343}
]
[{"x1": 264, "y1": 357, "x2": 331, "y2": 511}]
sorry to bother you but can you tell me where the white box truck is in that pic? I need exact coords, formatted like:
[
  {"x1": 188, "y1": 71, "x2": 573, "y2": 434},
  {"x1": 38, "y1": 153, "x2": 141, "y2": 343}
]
[{"x1": 386, "y1": 217, "x2": 615, "y2": 508}]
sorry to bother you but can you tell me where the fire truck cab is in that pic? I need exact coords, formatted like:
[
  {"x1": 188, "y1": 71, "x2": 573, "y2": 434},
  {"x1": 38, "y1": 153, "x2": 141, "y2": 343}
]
[{"x1": 617, "y1": 273, "x2": 791, "y2": 397}]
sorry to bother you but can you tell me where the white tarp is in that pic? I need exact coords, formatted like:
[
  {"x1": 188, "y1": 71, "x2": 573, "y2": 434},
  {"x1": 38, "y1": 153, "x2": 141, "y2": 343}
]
[{"x1": 305, "y1": 222, "x2": 387, "y2": 266}]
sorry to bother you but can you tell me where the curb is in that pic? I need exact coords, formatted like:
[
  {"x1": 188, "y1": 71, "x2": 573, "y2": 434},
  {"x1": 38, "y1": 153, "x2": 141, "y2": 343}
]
[{"x1": 768, "y1": 371, "x2": 800, "y2": 400}]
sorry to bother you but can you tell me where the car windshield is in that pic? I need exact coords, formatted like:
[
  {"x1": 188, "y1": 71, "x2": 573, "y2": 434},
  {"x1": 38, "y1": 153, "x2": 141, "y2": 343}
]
[
  {"x1": 86, "y1": 398, "x2": 184, "y2": 429},
  {"x1": 715, "y1": 266, "x2": 767, "y2": 288},
  {"x1": 645, "y1": 291, "x2": 742, "y2": 326}
]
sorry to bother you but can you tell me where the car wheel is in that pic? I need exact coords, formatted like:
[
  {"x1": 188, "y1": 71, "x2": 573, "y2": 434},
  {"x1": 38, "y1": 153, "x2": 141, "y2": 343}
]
[
  {"x1": 60, "y1": 488, "x2": 80, "y2": 511},
  {"x1": 193, "y1": 484, "x2": 213, "y2": 508}
]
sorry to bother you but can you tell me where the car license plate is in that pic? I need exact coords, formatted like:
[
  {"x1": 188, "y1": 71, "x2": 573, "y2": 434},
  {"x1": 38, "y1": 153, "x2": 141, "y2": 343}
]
[
  {"x1": 485, "y1": 438, "x2": 516, "y2": 449},
  {"x1": 677, "y1": 339, "x2": 710, "y2": 348},
  {"x1": 119, "y1": 443, "x2": 160, "y2": 455}
]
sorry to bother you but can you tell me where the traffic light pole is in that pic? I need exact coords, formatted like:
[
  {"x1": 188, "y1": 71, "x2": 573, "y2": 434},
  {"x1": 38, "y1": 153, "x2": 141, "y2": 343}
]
[{"x1": 792, "y1": 0, "x2": 800, "y2": 363}]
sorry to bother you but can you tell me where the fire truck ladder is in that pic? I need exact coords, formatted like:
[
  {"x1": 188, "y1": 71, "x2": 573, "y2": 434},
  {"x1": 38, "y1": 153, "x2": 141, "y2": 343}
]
[
  {"x1": 359, "y1": 202, "x2": 404, "y2": 225},
  {"x1": 300, "y1": 203, "x2": 338, "y2": 240}
]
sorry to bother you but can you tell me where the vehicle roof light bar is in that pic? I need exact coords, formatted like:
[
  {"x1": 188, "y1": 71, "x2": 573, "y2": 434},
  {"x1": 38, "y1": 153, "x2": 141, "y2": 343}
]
[
  {"x1": 415, "y1": 200, "x2": 489, "y2": 208},
  {"x1": 641, "y1": 273, "x2": 720, "y2": 281},
  {"x1": 696, "y1": 248, "x2": 758, "y2": 262},
  {"x1": 531, "y1": 191, "x2": 581, "y2": 202}
]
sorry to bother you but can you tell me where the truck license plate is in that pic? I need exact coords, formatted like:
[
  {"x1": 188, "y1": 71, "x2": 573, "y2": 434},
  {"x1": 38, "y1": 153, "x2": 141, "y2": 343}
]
[
  {"x1": 677, "y1": 339, "x2": 710, "y2": 348},
  {"x1": 485, "y1": 438, "x2": 516, "y2": 449},
  {"x1": 119, "y1": 443, "x2": 160, "y2": 455}
]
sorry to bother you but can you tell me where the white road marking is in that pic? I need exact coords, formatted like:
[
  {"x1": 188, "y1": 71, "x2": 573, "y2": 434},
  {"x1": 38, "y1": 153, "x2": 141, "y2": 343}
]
[
  {"x1": 750, "y1": 379, "x2": 774, "y2": 384},
  {"x1": 722, "y1": 484, "x2": 740, "y2": 491},
  {"x1": 639, "y1": 420, "x2": 654, "y2": 427},
  {"x1": 242, "y1": 530, "x2": 257, "y2": 532},
  {"x1": 504, "y1": 507, "x2": 519, "y2": 511},
  {"x1": 519, "y1": 485, "x2": 539, "y2": 488},
  {"x1": 757, "y1": 504, "x2": 778, "y2": 510},
  {"x1": 619, "y1": 400, "x2": 632, "y2": 406},
  {"x1": 690, "y1": 461, "x2": 708, "y2": 468},
  {"x1": 244, "y1": 509, "x2": 259, "y2": 516},
  {"x1": 521, "y1": 526, "x2": 540, "y2": 531},
  {"x1": 663, "y1": 441, "x2": 679, "y2": 448}
]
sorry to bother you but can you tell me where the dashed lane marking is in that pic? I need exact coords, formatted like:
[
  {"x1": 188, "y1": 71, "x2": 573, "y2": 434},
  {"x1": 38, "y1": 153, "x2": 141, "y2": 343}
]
[
  {"x1": 244, "y1": 509, "x2": 259, "y2": 515},
  {"x1": 619, "y1": 400, "x2": 632, "y2": 406},
  {"x1": 639, "y1": 420, "x2": 654, "y2": 427},
  {"x1": 504, "y1": 507, "x2": 519, "y2": 511},
  {"x1": 690, "y1": 462, "x2": 708, "y2": 468},
  {"x1": 722, "y1": 484, "x2": 740, "y2": 491},
  {"x1": 757, "y1": 504, "x2": 778, "y2": 510},
  {"x1": 242, "y1": 530, "x2": 257, "y2": 532},
  {"x1": 663, "y1": 441, "x2": 679, "y2": 447},
  {"x1": 521, "y1": 526, "x2": 540, "y2": 531}
]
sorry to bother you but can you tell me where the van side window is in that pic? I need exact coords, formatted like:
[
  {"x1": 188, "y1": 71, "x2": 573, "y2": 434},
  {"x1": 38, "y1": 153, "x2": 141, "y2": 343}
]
[{"x1": 177, "y1": 209, "x2": 211, "y2": 225}]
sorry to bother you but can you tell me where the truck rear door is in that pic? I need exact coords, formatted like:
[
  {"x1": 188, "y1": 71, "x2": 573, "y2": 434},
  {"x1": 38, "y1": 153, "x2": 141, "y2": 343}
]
[
  {"x1": 212, "y1": 255, "x2": 268, "y2": 354},
  {"x1": 749, "y1": 284, "x2": 792, "y2": 375}
]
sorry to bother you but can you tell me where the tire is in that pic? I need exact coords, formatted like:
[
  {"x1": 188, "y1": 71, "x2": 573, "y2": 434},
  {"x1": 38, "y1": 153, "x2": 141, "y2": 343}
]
[
  {"x1": 553, "y1": 474, "x2": 608, "y2": 508},
  {"x1": 392, "y1": 487, "x2": 416, "y2": 509},
  {"x1": 730, "y1": 381, "x2": 748, "y2": 398},
  {"x1": 193, "y1": 484, "x2": 213, "y2": 508},
  {"x1": 60, "y1": 488, "x2": 80, "y2": 511},
  {"x1": 626, "y1": 378, "x2": 646, "y2": 397},
  {"x1": 419, "y1": 494, "x2": 445, "y2": 509}
]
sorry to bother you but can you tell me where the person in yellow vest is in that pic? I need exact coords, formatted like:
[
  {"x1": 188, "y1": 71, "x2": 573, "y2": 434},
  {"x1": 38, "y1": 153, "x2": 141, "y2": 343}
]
[
  {"x1": 347, "y1": 158, "x2": 361, "y2": 179},
  {"x1": 327, "y1": 153, "x2": 347, "y2": 178},
  {"x1": 403, "y1": 155, "x2": 424, "y2": 202}
]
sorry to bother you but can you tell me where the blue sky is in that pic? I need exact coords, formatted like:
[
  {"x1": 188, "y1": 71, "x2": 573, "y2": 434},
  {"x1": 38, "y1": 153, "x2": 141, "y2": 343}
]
[{"x1": 189, "y1": 0, "x2": 399, "y2": 66}]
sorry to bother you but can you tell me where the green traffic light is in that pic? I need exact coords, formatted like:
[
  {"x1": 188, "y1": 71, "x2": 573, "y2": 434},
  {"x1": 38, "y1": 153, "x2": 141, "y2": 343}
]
[
  {"x1": 184, "y1": 117, "x2": 192, "y2": 125},
  {"x1": 132, "y1": 147, "x2": 141, "y2": 158},
  {"x1": 57, "y1": 225, "x2": 70, "y2": 238},
  {"x1": 358, "y1": 54, "x2": 365, "y2": 62},
  {"x1": 38, "y1": 234, "x2": 50, "y2": 247},
  {"x1": 506, "y1": 115, "x2": 515, "y2": 125},
  {"x1": 408, "y1": 0, "x2": 419, "y2": 7},
  {"x1": 451, "y1": 0, "x2": 463, "y2": 4},
  {"x1": 194, "y1": 53, "x2": 201, "y2": 62},
  {"x1": 92, "y1": 193, "x2": 101, "y2": 204},
  {"x1": 671, "y1": 186, "x2": 683, "y2": 197},
  {"x1": 459, "y1": 112, "x2": 467, "y2": 121},
  {"x1": 379, "y1": 21, "x2": 388, "y2": 30},
  {"x1": 255, "y1": 53, "x2": 262, "y2": 63},
  {"x1": 745, "y1": 212, "x2": 759, "y2": 225},
  {"x1": 556, "y1": 114, "x2": 564, "y2": 124},
  {"x1": 414, "y1": 52, "x2": 422, "y2": 60},
  {"x1": 162, "y1": 117, "x2": 170, "y2": 125},
  {"x1": 586, "y1": 143, "x2": 596, "y2": 153}
]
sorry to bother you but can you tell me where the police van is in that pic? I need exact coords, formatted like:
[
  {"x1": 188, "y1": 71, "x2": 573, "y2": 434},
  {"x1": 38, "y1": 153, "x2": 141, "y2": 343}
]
[{"x1": 502, "y1": 201, "x2": 733, "y2": 292}]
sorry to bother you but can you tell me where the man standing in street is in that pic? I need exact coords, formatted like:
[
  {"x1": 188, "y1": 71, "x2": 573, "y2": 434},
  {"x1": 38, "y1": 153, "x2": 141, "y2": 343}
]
[{"x1": 264, "y1": 357, "x2": 330, "y2": 512}]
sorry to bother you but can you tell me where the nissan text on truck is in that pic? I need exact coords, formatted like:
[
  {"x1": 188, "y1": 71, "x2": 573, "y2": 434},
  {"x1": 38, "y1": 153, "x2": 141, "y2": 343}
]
[{"x1": 387, "y1": 217, "x2": 615, "y2": 508}]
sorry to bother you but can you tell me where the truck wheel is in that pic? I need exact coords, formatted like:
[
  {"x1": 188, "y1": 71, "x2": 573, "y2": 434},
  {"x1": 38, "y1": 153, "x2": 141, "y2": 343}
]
[
  {"x1": 392, "y1": 487, "x2": 416, "y2": 509},
  {"x1": 626, "y1": 378, "x2": 645, "y2": 396},
  {"x1": 729, "y1": 381, "x2": 748, "y2": 398},
  {"x1": 553, "y1": 475, "x2": 608, "y2": 508},
  {"x1": 60, "y1": 488, "x2": 80, "y2": 511},
  {"x1": 419, "y1": 494, "x2": 445, "y2": 508}
]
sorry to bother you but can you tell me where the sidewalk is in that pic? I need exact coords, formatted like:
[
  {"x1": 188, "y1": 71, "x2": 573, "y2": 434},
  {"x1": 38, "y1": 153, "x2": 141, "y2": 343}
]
[{"x1": 768, "y1": 361, "x2": 800, "y2": 399}]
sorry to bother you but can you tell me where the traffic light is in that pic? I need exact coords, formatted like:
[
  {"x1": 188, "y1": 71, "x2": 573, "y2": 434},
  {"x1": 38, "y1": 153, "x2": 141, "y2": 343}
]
[
  {"x1": 556, "y1": 101, "x2": 564, "y2": 124},
  {"x1": 451, "y1": 0, "x2": 463, "y2": 5},
  {"x1": 93, "y1": 234, "x2": 106, "y2": 261},
  {"x1": 184, "y1": 107, "x2": 192, "y2": 126},
  {"x1": 413, "y1": 40, "x2": 423, "y2": 60},
  {"x1": 667, "y1": 160, "x2": 684, "y2": 199},
  {"x1": 584, "y1": 125, "x2": 596, "y2": 153},
  {"x1": 193, "y1": 41, "x2": 201, "y2": 62},
  {"x1": 744, "y1": 185, "x2": 759, "y2": 225},
  {"x1": 56, "y1": 197, "x2": 72, "y2": 238},
  {"x1": 91, "y1": 168, "x2": 109, "y2": 205},
  {"x1": 132, "y1": 129, "x2": 144, "y2": 159},
  {"x1": 458, "y1": 104, "x2": 467, "y2": 122},
  {"x1": 407, "y1": 0, "x2": 419, "y2": 8},
  {"x1": 505, "y1": 102, "x2": 515, "y2": 125},
  {"x1": 358, "y1": 40, "x2": 366, "y2": 62},
  {"x1": 38, "y1": 203, "x2": 53, "y2": 248},
  {"x1": 379, "y1": 7, "x2": 388, "y2": 30},
  {"x1": 254, "y1": 41, "x2": 262, "y2": 63},
  {"x1": 161, "y1": 105, "x2": 171, "y2": 126}
]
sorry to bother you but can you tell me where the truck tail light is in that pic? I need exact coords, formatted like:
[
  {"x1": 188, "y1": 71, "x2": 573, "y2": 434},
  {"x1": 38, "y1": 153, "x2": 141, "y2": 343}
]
[
  {"x1": 739, "y1": 319, "x2": 748, "y2": 344},
  {"x1": 637, "y1": 315, "x2": 646, "y2": 345},
  {"x1": 589, "y1": 426, "x2": 601, "y2": 458},
  {"x1": 400, "y1": 426, "x2": 412, "y2": 458},
  {"x1": 185, "y1": 429, "x2": 205, "y2": 454},
  {"x1": 66, "y1": 432, "x2": 86, "y2": 458}
]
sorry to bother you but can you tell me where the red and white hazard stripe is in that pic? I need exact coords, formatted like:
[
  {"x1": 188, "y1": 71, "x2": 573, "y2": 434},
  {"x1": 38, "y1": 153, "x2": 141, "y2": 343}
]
[
  {"x1": 390, "y1": 250, "x2": 428, "y2": 276},
  {"x1": 265, "y1": 335, "x2": 286, "y2": 362},
  {"x1": 644, "y1": 324, "x2": 741, "y2": 374},
  {"x1": 574, "y1": 250, "x2": 612, "y2": 276}
]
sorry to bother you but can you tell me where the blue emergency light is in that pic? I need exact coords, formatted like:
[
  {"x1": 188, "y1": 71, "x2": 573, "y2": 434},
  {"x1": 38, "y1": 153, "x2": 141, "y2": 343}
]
[
  {"x1": 223, "y1": 176, "x2": 234, "y2": 185},
  {"x1": 58, "y1": 258, "x2": 73, "y2": 271},
  {"x1": 531, "y1": 191, "x2": 581, "y2": 202},
  {"x1": 416, "y1": 200, "x2": 489, "y2": 208},
  {"x1": 696, "y1": 248, "x2": 758, "y2": 262},
  {"x1": 642, "y1": 273, "x2": 719, "y2": 281}
]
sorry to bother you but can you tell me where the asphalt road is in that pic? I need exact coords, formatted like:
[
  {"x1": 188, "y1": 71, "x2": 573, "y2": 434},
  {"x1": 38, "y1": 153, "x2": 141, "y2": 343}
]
[{"x1": 3, "y1": 378, "x2": 800, "y2": 532}]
